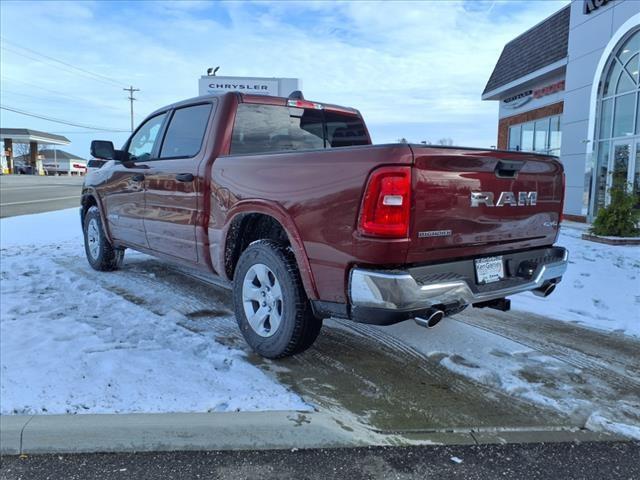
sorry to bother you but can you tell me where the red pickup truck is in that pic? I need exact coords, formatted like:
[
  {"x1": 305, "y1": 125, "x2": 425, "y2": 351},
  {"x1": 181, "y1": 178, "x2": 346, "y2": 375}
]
[{"x1": 83, "y1": 92, "x2": 568, "y2": 358}]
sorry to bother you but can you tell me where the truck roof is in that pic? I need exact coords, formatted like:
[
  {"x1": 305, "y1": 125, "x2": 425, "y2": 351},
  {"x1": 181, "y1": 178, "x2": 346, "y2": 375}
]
[{"x1": 148, "y1": 92, "x2": 361, "y2": 118}]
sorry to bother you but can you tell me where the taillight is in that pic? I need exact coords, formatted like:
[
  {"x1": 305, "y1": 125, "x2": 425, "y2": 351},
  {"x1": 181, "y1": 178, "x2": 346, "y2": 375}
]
[{"x1": 358, "y1": 166, "x2": 411, "y2": 238}]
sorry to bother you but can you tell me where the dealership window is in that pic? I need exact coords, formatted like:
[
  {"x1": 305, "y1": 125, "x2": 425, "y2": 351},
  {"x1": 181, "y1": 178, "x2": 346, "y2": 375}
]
[
  {"x1": 592, "y1": 28, "x2": 640, "y2": 214},
  {"x1": 507, "y1": 115, "x2": 562, "y2": 155},
  {"x1": 508, "y1": 125, "x2": 521, "y2": 150}
]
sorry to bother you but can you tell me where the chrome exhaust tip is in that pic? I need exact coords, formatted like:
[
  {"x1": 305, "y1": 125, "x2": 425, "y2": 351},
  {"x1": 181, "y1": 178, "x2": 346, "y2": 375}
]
[
  {"x1": 415, "y1": 310, "x2": 445, "y2": 329},
  {"x1": 533, "y1": 282, "x2": 556, "y2": 298}
]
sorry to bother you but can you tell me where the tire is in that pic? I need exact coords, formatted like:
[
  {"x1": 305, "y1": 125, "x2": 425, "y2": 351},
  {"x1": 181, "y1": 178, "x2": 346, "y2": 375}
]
[
  {"x1": 233, "y1": 240, "x2": 322, "y2": 359},
  {"x1": 83, "y1": 206, "x2": 124, "y2": 271}
]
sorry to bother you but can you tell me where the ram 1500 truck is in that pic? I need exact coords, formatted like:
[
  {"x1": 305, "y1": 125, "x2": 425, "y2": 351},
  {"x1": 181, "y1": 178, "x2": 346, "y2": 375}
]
[{"x1": 82, "y1": 91, "x2": 568, "y2": 358}]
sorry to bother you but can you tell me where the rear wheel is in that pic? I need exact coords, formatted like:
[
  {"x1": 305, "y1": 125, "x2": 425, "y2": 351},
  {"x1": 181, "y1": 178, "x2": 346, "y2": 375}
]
[
  {"x1": 83, "y1": 206, "x2": 124, "y2": 271},
  {"x1": 233, "y1": 240, "x2": 322, "y2": 358}
]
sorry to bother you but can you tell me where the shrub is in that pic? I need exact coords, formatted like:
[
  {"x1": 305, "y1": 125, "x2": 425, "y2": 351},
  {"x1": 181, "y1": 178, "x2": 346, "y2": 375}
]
[{"x1": 591, "y1": 183, "x2": 640, "y2": 237}]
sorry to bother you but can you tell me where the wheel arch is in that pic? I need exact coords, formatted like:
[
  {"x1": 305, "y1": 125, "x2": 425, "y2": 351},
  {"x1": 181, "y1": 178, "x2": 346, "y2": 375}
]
[
  {"x1": 80, "y1": 189, "x2": 113, "y2": 243},
  {"x1": 220, "y1": 201, "x2": 319, "y2": 300}
]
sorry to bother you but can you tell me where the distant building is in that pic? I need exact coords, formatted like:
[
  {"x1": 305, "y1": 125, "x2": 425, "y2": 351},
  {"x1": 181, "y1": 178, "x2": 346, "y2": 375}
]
[
  {"x1": 15, "y1": 149, "x2": 86, "y2": 176},
  {"x1": 0, "y1": 128, "x2": 71, "y2": 175},
  {"x1": 483, "y1": 0, "x2": 640, "y2": 221}
]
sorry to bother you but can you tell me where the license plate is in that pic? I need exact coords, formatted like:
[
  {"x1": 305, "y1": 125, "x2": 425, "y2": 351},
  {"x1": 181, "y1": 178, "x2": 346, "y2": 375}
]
[{"x1": 475, "y1": 256, "x2": 504, "y2": 284}]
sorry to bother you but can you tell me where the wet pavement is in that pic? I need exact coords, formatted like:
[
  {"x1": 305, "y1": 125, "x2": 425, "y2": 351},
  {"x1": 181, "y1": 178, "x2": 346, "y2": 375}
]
[{"x1": 52, "y1": 253, "x2": 640, "y2": 442}]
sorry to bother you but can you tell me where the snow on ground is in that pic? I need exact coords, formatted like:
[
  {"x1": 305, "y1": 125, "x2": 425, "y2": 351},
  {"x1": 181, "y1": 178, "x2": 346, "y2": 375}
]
[
  {"x1": 514, "y1": 222, "x2": 640, "y2": 338},
  {"x1": 0, "y1": 209, "x2": 308, "y2": 415},
  {"x1": 384, "y1": 318, "x2": 640, "y2": 439}
]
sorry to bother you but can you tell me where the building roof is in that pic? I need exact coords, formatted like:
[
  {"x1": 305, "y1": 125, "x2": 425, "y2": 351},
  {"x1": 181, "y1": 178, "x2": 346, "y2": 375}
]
[
  {"x1": 0, "y1": 128, "x2": 70, "y2": 145},
  {"x1": 15, "y1": 148, "x2": 85, "y2": 162},
  {"x1": 482, "y1": 5, "x2": 570, "y2": 96}
]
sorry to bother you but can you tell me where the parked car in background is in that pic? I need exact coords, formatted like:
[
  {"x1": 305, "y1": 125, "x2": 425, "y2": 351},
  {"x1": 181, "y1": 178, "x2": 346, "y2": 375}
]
[
  {"x1": 12, "y1": 158, "x2": 34, "y2": 175},
  {"x1": 86, "y1": 159, "x2": 106, "y2": 174},
  {"x1": 81, "y1": 91, "x2": 568, "y2": 358}
]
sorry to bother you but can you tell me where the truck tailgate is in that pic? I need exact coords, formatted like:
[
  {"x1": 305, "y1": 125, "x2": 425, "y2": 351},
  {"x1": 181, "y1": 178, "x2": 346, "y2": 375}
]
[{"x1": 408, "y1": 146, "x2": 563, "y2": 262}]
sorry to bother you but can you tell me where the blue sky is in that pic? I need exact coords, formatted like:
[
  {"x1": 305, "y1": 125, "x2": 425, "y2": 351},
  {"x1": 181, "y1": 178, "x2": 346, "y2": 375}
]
[{"x1": 0, "y1": 0, "x2": 568, "y2": 157}]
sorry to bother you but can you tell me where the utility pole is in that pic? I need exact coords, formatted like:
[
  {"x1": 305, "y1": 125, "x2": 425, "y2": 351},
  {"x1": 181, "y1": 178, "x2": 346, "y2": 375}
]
[{"x1": 123, "y1": 86, "x2": 140, "y2": 132}]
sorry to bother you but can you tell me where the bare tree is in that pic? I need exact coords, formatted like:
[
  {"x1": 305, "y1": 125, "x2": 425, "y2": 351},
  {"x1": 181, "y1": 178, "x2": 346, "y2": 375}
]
[
  {"x1": 437, "y1": 138, "x2": 454, "y2": 146},
  {"x1": 12, "y1": 143, "x2": 30, "y2": 159},
  {"x1": 397, "y1": 137, "x2": 409, "y2": 144}
]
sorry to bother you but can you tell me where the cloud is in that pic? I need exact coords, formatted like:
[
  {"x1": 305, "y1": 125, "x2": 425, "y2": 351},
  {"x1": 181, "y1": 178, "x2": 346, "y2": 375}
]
[{"x1": 0, "y1": 0, "x2": 568, "y2": 154}]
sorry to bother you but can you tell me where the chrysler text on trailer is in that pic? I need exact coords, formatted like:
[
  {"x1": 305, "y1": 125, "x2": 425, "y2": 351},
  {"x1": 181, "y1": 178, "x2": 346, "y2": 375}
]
[{"x1": 82, "y1": 91, "x2": 569, "y2": 358}]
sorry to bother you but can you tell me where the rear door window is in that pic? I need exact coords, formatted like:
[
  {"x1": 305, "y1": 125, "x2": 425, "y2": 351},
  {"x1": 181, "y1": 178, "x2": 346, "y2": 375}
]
[
  {"x1": 230, "y1": 104, "x2": 324, "y2": 155},
  {"x1": 324, "y1": 111, "x2": 369, "y2": 148},
  {"x1": 160, "y1": 103, "x2": 213, "y2": 159}
]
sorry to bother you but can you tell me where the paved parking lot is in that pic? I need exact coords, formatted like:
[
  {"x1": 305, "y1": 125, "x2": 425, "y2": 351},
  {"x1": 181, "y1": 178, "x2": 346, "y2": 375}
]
[
  {"x1": 3, "y1": 441, "x2": 639, "y2": 480},
  {"x1": 0, "y1": 175, "x2": 83, "y2": 218}
]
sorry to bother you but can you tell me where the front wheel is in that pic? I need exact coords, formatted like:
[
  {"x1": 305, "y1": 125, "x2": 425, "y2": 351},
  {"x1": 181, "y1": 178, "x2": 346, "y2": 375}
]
[
  {"x1": 233, "y1": 240, "x2": 322, "y2": 359},
  {"x1": 83, "y1": 206, "x2": 124, "y2": 271}
]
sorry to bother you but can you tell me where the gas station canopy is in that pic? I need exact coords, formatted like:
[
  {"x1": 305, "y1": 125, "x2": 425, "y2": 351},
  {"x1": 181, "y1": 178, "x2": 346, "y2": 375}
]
[
  {"x1": 1, "y1": 129, "x2": 71, "y2": 175},
  {"x1": 0, "y1": 128, "x2": 70, "y2": 146}
]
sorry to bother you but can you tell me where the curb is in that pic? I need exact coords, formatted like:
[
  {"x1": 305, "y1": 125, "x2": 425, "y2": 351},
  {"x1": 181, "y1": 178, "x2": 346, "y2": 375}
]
[
  {"x1": 1, "y1": 411, "x2": 366, "y2": 455},
  {"x1": 1, "y1": 412, "x2": 623, "y2": 455},
  {"x1": 581, "y1": 233, "x2": 640, "y2": 246}
]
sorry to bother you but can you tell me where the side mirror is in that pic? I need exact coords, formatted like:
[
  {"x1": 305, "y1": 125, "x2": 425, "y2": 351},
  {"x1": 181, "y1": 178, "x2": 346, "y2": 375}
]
[{"x1": 90, "y1": 140, "x2": 115, "y2": 160}]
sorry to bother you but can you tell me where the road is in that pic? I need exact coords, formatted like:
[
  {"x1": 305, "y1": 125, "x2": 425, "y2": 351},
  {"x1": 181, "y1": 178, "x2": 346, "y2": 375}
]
[
  {"x1": 0, "y1": 175, "x2": 83, "y2": 218},
  {"x1": 2, "y1": 441, "x2": 639, "y2": 479}
]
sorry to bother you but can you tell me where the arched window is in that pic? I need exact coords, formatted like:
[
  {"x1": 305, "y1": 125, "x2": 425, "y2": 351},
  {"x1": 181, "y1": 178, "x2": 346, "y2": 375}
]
[{"x1": 593, "y1": 29, "x2": 640, "y2": 212}]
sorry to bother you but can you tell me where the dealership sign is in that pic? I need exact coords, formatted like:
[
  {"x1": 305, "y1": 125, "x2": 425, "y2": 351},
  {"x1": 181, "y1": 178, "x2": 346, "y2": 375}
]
[
  {"x1": 584, "y1": 0, "x2": 612, "y2": 15},
  {"x1": 503, "y1": 80, "x2": 565, "y2": 109},
  {"x1": 199, "y1": 76, "x2": 279, "y2": 96}
]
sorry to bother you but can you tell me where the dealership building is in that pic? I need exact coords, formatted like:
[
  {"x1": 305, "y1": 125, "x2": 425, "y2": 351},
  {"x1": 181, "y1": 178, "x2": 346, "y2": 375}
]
[{"x1": 483, "y1": 0, "x2": 640, "y2": 221}]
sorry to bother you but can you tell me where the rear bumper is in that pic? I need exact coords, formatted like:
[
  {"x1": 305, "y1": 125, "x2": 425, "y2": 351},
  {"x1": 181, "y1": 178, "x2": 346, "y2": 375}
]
[{"x1": 349, "y1": 246, "x2": 568, "y2": 322}]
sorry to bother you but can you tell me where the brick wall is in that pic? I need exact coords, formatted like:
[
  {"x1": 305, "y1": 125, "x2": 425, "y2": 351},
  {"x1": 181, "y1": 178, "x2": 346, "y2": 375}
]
[{"x1": 497, "y1": 101, "x2": 564, "y2": 149}]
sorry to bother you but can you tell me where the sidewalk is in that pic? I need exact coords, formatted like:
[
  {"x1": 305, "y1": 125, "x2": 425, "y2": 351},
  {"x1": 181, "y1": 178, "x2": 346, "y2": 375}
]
[{"x1": 0, "y1": 411, "x2": 620, "y2": 455}]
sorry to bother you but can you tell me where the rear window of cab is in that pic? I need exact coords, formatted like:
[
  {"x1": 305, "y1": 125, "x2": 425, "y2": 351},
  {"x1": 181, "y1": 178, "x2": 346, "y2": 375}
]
[{"x1": 230, "y1": 104, "x2": 369, "y2": 155}]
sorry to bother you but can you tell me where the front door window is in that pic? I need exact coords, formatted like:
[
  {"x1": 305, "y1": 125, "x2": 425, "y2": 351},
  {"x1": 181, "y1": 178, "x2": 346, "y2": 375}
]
[{"x1": 127, "y1": 113, "x2": 167, "y2": 162}]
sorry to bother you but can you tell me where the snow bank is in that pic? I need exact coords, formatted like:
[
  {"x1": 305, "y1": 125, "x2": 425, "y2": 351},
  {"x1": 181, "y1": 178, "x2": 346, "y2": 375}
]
[
  {"x1": 513, "y1": 222, "x2": 640, "y2": 338},
  {"x1": 0, "y1": 209, "x2": 308, "y2": 415},
  {"x1": 1, "y1": 208, "x2": 81, "y2": 247}
]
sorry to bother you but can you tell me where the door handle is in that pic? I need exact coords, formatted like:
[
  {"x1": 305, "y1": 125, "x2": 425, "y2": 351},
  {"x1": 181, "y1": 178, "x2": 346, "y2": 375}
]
[
  {"x1": 132, "y1": 174, "x2": 145, "y2": 182},
  {"x1": 176, "y1": 173, "x2": 194, "y2": 182}
]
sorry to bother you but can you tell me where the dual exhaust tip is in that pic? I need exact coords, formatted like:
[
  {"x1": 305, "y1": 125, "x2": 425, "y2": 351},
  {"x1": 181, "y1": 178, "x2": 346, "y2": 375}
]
[{"x1": 414, "y1": 309, "x2": 444, "y2": 329}]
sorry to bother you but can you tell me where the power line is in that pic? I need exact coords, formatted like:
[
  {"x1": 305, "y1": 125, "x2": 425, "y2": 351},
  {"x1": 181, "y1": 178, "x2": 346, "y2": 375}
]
[
  {"x1": 1, "y1": 86, "x2": 126, "y2": 112},
  {"x1": 0, "y1": 105, "x2": 129, "y2": 132},
  {"x1": 0, "y1": 37, "x2": 125, "y2": 88},
  {"x1": 1, "y1": 75, "x2": 121, "y2": 103},
  {"x1": 0, "y1": 45, "x2": 122, "y2": 89}
]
